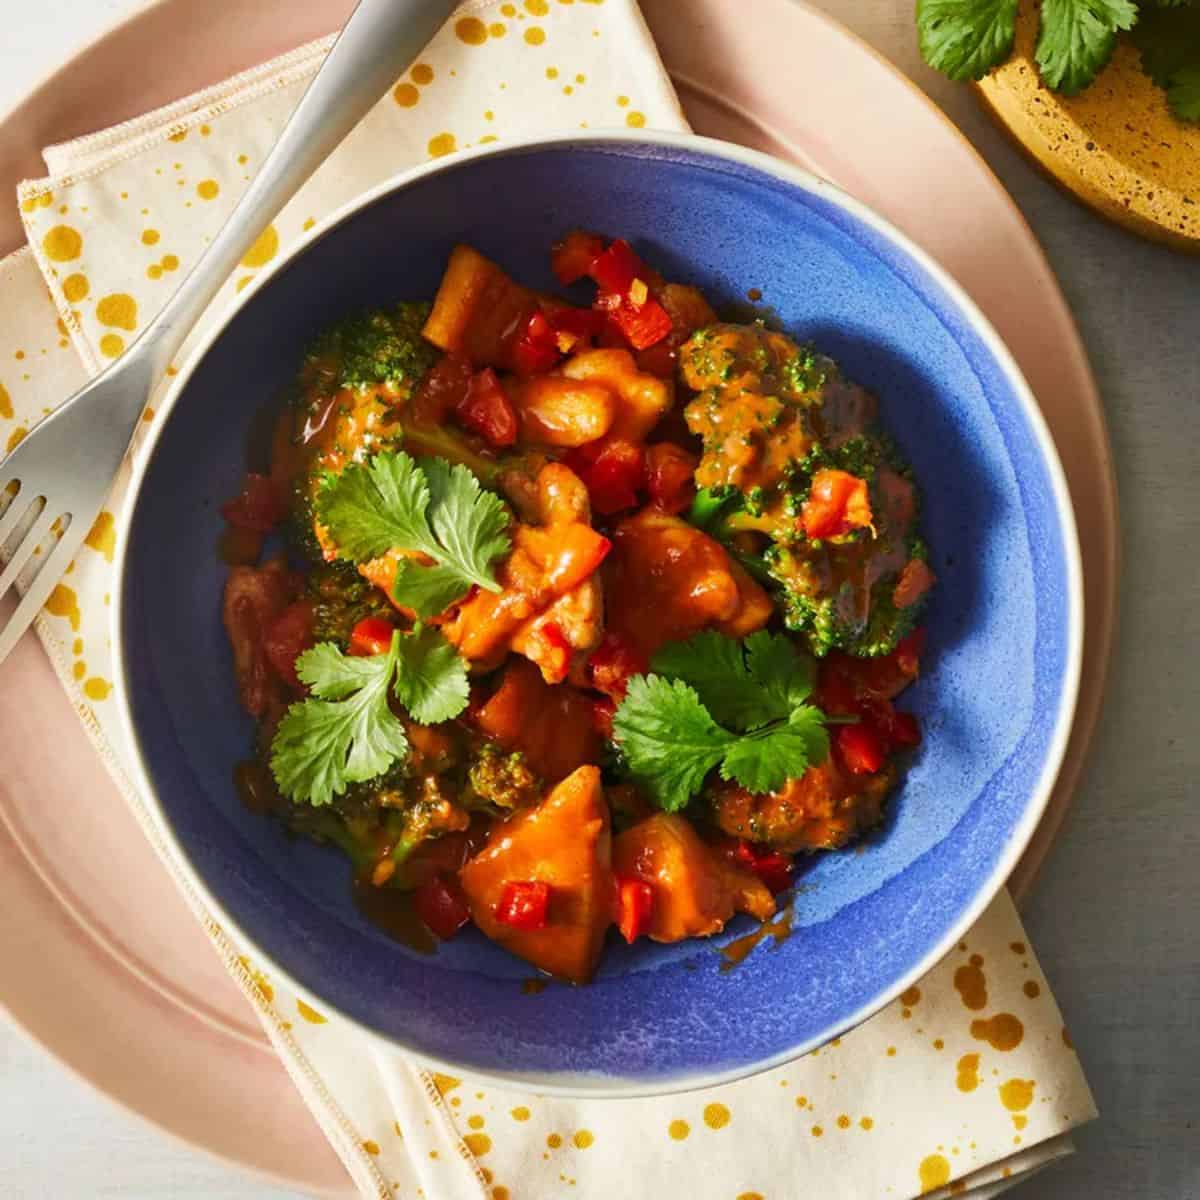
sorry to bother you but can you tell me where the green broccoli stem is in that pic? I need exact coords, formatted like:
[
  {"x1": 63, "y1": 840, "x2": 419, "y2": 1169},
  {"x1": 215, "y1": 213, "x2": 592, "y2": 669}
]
[{"x1": 402, "y1": 424, "x2": 501, "y2": 485}]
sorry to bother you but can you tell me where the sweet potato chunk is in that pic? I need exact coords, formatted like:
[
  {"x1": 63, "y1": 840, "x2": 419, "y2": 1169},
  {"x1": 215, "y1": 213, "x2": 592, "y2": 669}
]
[
  {"x1": 560, "y1": 348, "x2": 673, "y2": 443},
  {"x1": 461, "y1": 766, "x2": 614, "y2": 983},
  {"x1": 604, "y1": 508, "x2": 773, "y2": 658},
  {"x1": 473, "y1": 659, "x2": 601, "y2": 783},
  {"x1": 612, "y1": 813, "x2": 774, "y2": 942},
  {"x1": 423, "y1": 245, "x2": 536, "y2": 369}
]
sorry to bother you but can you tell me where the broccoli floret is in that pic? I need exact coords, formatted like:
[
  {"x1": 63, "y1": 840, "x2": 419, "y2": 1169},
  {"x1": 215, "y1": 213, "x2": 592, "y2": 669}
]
[
  {"x1": 780, "y1": 572, "x2": 921, "y2": 658},
  {"x1": 304, "y1": 561, "x2": 394, "y2": 648},
  {"x1": 465, "y1": 743, "x2": 542, "y2": 810},
  {"x1": 307, "y1": 302, "x2": 439, "y2": 392}
]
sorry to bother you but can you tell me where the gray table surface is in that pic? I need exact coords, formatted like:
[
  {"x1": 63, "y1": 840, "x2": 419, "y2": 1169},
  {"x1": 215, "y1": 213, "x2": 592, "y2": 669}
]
[{"x1": 1, "y1": 1, "x2": 1197, "y2": 1197}]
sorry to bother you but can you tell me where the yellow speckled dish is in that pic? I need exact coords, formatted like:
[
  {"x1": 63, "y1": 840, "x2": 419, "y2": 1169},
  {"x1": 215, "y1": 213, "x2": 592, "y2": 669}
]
[{"x1": 976, "y1": 1, "x2": 1200, "y2": 251}]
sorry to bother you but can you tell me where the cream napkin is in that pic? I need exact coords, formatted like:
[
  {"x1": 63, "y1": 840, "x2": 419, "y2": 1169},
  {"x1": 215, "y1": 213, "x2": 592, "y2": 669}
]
[{"x1": 3, "y1": 3, "x2": 1095, "y2": 1197}]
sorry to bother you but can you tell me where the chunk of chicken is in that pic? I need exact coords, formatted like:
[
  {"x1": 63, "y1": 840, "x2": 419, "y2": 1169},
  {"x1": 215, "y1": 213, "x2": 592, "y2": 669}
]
[
  {"x1": 612, "y1": 813, "x2": 774, "y2": 942},
  {"x1": 559, "y1": 348, "x2": 673, "y2": 442},
  {"x1": 604, "y1": 508, "x2": 773, "y2": 659},
  {"x1": 461, "y1": 765, "x2": 614, "y2": 983},
  {"x1": 442, "y1": 464, "x2": 608, "y2": 681}
]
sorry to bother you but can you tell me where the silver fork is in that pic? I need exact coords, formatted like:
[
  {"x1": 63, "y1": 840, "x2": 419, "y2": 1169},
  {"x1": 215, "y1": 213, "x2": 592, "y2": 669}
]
[{"x1": 0, "y1": 0, "x2": 456, "y2": 666}]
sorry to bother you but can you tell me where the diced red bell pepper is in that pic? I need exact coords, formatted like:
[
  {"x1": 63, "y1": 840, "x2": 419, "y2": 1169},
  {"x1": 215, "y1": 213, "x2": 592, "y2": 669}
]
[
  {"x1": 801, "y1": 469, "x2": 873, "y2": 540},
  {"x1": 413, "y1": 873, "x2": 471, "y2": 941},
  {"x1": 886, "y1": 710, "x2": 921, "y2": 749},
  {"x1": 263, "y1": 600, "x2": 315, "y2": 692},
  {"x1": 836, "y1": 722, "x2": 887, "y2": 775},
  {"x1": 495, "y1": 880, "x2": 551, "y2": 930},
  {"x1": 615, "y1": 876, "x2": 654, "y2": 943},
  {"x1": 588, "y1": 238, "x2": 644, "y2": 295},
  {"x1": 590, "y1": 695, "x2": 617, "y2": 738},
  {"x1": 732, "y1": 840, "x2": 795, "y2": 895},
  {"x1": 645, "y1": 442, "x2": 698, "y2": 515},
  {"x1": 220, "y1": 473, "x2": 288, "y2": 532},
  {"x1": 454, "y1": 367, "x2": 518, "y2": 447},
  {"x1": 512, "y1": 309, "x2": 563, "y2": 376},
  {"x1": 587, "y1": 631, "x2": 648, "y2": 702},
  {"x1": 550, "y1": 230, "x2": 607, "y2": 286},
  {"x1": 547, "y1": 305, "x2": 607, "y2": 352},
  {"x1": 565, "y1": 438, "x2": 646, "y2": 515},
  {"x1": 596, "y1": 291, "x2": 674, "y2": 351},
  {"x1": 349, "y1": 615, "x2": 396, "y2": 658}
]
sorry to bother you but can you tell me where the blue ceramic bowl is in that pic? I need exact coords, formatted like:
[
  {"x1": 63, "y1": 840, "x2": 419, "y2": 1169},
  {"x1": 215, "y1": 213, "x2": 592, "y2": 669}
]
[{"x1": 113, "y1": 133, "x2": 1082, "y2": 1094}]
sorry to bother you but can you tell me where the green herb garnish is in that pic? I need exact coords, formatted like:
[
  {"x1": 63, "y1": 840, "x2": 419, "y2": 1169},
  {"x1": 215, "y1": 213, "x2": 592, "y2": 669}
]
[
  {"x1": 270, "y1": 626, "x2": 469, "y2": 806},
  {"x1": 610, "y1": 631, "x2": 834, "y2": 813}
]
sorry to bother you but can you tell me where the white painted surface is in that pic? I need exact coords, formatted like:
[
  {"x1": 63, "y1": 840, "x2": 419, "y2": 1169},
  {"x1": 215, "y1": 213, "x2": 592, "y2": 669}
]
[{"x1": 1, "y1": 1, "x2": 1197, "y2": 1198}]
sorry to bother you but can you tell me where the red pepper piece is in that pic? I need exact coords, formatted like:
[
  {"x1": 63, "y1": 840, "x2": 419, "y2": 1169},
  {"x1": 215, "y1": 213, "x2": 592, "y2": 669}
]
[
  {"x1": 645, "y1": 442, "x2": 698, "y2": 515},
  {"x1": 588, "y1": 238, "x2": 644, "y2": 295},
  {"x1": 610, "y1": 294, "x2": 673, "y2": 351},
  {"x1": 413, "y1": 873, "x2": 471, "y2": 941},
  {"x1": 836, "y1": 723, "x2": 887, "y2": 775},
  {"x1": 801, "y1": 469, "x2": 873, "y2": 540},
  {"x1": 615, "y1": 876, "x2": 654, "y2": 943},
  {"x1": 512, "y1": 309, "x2": 563, "y2": 376},
  {"x1": 887, "y1": 710, "x2": 921, "y2": 749},
  {"x1": 564, "y1": 437, "x2": 645, "y2": 515},
  {"x1": 547, "y1": 305, "x2": 607, "y2": 351},
  {"x1": 412, "y1": 353, "x2": 473, "y2": 424},
  {"x1": 454, "y1": 367, "x2": 518, "y2": 447},
  {"x1": 220, "y1": 473, "x2": 288, "y2": 532},
  {"x1": 587, "y1": 631, "x2": 649, "y2": 701},
  {"x1": 550, "y1": 230, "x2": 607, "y2": 286},
  {"x1": 263, "y1": 601, "x2": 315, "y2": 692},
  {"x1": 349, "y1": 616, "x2": 396, "y2": 658},
  {"x1": 731, "y1": 840, "x2": 795, "y2": 895},
  {"x1": 495, "y1": 880, "x2": 551, "y2": 930}
]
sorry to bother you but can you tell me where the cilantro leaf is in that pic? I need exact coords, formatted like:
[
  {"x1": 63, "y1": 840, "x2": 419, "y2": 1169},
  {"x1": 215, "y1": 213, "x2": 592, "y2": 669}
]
[
  {"x1": 718, "y1": 708, "x2": 831, "y2": 794},
  {"x1": 270, "y1": 625, "x2": 470, "y2": 806},
  {"x1": 393, "y1": 623, "x2": 470, "y2": 725},
  {"x1": 316, "y1": 450, "x2": 510, "y2": 619},
  {"x1": 1036, "y1": 0, "x2": 1138, "y2": 95},
  {"x1": 917, "y1": 0, "x2": 1019, "y2": 82},
  {"x1": 612, "y1": 634, "x2": 835, "y2": 812},
  {"x1": 272, "y1": 633, "x2": 410, "y2": 807},
  {"x1": 611, "y1": 676, "x2": 735, "y2": 812},
  {"x1": 650, "y1": 630, "x2": 816, "y2": 732},
  {"x1": 1131, "y1": 4, "x2": 1200, "y2": 120}
]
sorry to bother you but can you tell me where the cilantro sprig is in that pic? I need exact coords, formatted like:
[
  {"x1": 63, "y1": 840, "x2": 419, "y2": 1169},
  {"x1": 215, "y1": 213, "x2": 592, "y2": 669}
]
[
  {"x1": 917, "y1": 0, "x2": 1200, "y2": 122},
  {"x1": 270, "y1": 625, "x2": 469, "y2": 807},
  {"x1": 611, "y1": 631, "x2": 835, "y2": 813},
  {"x1": 316, "y1": 451, "x2": 510, "y2": 618}
]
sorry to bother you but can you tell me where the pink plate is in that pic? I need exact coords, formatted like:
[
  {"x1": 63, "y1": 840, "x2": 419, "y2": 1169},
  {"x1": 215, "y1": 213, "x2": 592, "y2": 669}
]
[{"x1": 0, "y1": 0, "x2": 1117, "y2": 1191}]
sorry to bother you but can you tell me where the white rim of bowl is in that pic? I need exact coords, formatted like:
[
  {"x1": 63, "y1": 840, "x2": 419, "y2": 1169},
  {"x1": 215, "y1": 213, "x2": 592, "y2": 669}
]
[{"x1": 110, "y1": 128, "x2": 1085, "y2": 1098}]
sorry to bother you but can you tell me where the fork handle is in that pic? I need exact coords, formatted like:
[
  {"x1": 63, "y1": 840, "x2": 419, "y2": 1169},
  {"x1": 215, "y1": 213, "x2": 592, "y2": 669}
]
[{"x1": 111, "y1": 0, "x2": 458, "y2": 427}]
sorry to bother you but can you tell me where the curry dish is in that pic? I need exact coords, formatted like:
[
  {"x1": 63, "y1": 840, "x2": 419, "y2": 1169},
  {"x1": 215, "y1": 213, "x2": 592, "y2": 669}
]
[{"x1": 220, "y1": 232, "x2": 935, "y2": 984}]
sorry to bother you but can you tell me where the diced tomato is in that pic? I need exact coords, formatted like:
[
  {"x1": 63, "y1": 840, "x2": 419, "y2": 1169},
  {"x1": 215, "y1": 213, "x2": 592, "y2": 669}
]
[
  {"x1": 587, "y1": 631, "x2": 648, "y2": 701},
  {"x1": 349, "y1": 615, "x2": 396, "y2": 657},
  {"x1": 551, "y1": 230, "x2": 606, "y2": 286},
  {"x1": 801, "y1": 469, "x2": 873, "y2": 540},
  {"x1": 220, "y1": 473, "x2": 288, "y2": 532},
  {"x1": 836, "y1": 723, "x2": 887, "y2": 775},
  {"x1": 262, "y1": 600, "x2": 315, "y2": 692},
  {"x1": 512, "y1": 310, "x2": 563, "y2": 376},
  {"x1": 545, "y1": 523, "x2": 613, "y2": 593},
  {"x1": 614, "y1": 876, "x2": 654, "y2": 943},
  {"x1": 413, "y1": 873, "x2": 471, "y2": 940},
  {"x1": 645, "y1": 443, "x2": 698, "y2": 515},
  {"x1": 565, "y1": 438, "x2": 645, "y2": 515},
  {"x1": 495, "y1": 880, "x2": 551, "y2": 930},
  {"x1": 590, "y1": 695, "x2": 616, "y2": 737},
  {"x1": 730, "y1": 840, "x2": 795, "y2": 895},
  {"x1": 588, "y1": 239, "x2": 644, "y2": 295},
  {"x1": 454, "y1": 367, "x2": 518, "y2": 447},
  {"x1": 412, "y1": 353, "x2": 473, "y2": 424}
]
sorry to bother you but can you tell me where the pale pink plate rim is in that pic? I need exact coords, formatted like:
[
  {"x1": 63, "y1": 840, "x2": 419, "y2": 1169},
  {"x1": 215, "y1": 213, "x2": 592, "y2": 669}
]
[{"x1": 0, "y1": 0, "x2": 1118, "y2": 1188}]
